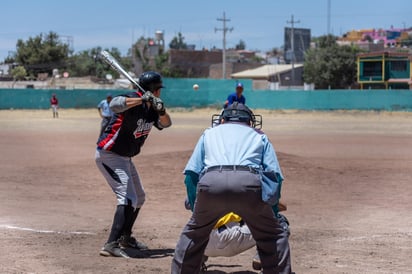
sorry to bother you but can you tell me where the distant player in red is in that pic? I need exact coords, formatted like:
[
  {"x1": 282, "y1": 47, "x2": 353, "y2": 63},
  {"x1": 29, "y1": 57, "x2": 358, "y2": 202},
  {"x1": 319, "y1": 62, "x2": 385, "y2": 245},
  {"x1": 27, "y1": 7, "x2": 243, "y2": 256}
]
[{"x1": 50, "y1": 93, "x2": 59, "y2": 118}]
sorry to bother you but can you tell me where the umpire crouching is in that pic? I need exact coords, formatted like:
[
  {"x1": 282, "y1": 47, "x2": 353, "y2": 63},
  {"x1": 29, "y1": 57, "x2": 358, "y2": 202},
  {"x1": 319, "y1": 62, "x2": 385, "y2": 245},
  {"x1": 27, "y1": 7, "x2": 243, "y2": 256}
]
[{"x1": 171, "y1": 102, "x2": 292, "y2": 274}]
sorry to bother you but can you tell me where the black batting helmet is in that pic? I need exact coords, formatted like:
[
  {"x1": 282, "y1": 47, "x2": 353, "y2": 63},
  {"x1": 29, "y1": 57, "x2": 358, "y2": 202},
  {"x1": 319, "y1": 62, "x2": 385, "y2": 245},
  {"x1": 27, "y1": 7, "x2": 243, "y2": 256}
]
[{"x1": 138, "y1": 71, "x2": 164, "y2": 92}]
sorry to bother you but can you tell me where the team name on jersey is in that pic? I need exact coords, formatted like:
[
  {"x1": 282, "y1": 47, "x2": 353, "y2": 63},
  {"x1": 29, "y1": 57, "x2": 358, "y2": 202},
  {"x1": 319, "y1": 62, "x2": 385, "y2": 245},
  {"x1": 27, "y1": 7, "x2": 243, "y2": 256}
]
[{"x1": 133, "y1": 118, "x2": 153, "y2": 139}]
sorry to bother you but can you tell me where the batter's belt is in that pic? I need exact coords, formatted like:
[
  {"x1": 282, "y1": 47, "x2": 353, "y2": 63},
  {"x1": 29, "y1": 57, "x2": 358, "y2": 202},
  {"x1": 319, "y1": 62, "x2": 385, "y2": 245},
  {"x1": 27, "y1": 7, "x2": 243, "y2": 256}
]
[{"x1": 205, "y1": 165, "x2": 258, "y2": 174}]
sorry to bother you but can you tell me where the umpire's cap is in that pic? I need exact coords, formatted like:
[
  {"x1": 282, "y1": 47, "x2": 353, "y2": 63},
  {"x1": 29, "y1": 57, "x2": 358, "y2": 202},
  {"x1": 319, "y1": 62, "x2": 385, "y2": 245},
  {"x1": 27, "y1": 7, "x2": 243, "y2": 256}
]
[
  {"x1": 221, "y1": 102, "x2": 254, "y2": 125},
  {"x1": 138, "y1": 71, "x2": 164, "y2": 92}
]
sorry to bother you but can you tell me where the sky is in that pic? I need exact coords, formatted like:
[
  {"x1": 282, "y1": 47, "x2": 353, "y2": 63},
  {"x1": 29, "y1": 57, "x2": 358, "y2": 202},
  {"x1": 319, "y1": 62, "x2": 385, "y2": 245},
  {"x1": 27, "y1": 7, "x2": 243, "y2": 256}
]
[{"x1": 1, "y1": 0, "x2": 411, "y2": 61}]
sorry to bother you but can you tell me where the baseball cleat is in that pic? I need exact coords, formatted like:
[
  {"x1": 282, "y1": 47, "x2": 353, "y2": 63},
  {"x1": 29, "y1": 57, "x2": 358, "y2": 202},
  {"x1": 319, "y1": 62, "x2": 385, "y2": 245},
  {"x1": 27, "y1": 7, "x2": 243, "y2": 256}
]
[
  {"x1": 99, "y1": 241, "x2": 130, "y2": 258},
  {"x1": 119, "y1": 235, "x2": 148, "y2": 250}
]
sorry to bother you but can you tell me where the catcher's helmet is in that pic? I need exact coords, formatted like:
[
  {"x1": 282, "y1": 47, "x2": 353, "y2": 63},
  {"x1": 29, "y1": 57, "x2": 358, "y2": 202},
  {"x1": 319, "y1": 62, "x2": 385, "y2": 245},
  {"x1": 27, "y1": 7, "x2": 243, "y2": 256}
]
[
  {"x1": 211, "y1": 102, "x2": 262, "y2": 129},
  {"x1": 138, "y1": 71, "x2": 164, "y2": 92},
  {"x1": 221, "y1": 102, "x2": 254, "y2": 124}
]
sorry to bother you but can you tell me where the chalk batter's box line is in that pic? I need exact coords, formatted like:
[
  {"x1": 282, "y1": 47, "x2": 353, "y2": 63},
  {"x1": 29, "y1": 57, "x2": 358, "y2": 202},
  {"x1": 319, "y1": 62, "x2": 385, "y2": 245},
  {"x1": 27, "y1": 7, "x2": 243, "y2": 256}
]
[{"x1": 0, "y1": 224, "x2": 95, "y2": 235}]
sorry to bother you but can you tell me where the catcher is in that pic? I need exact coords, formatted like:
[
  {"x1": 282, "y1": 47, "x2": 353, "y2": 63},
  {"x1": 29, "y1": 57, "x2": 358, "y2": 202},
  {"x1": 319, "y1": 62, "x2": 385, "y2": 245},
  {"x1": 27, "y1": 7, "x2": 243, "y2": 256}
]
[
  {"x1": 184, "y1": 177, "x2": 290, "y2": 272},
  {"x1": 172, "y1": 103, "x2": 292, "y2": 273}
]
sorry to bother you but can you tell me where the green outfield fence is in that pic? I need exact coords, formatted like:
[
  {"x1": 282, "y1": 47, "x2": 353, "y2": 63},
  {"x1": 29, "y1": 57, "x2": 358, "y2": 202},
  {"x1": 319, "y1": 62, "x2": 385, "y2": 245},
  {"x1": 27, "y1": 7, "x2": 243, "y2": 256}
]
[{"x1": 1, "y1": 78, "x2": 412, "y2": 111}]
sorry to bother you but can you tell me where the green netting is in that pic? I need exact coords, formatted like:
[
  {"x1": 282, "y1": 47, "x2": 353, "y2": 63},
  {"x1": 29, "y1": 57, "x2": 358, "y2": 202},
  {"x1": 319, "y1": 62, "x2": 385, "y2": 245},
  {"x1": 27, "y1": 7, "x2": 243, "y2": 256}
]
[{"x1": 1, "y1": 78, "x2": 412, "y2": 111}]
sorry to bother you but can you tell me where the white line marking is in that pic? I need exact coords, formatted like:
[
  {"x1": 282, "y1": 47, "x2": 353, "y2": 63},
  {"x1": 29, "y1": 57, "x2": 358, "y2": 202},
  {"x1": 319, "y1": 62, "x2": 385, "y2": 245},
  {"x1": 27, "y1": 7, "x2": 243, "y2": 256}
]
[{"x1": 0, "y1": 224, "x2": 95, "y2": 235}]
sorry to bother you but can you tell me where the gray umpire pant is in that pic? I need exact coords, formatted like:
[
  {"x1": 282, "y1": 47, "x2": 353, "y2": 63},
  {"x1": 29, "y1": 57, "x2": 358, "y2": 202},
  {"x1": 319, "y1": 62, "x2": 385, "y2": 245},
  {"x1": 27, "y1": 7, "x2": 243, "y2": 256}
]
[{"x1": 171, "y1": 169, "x2": 292, "y2": 274}]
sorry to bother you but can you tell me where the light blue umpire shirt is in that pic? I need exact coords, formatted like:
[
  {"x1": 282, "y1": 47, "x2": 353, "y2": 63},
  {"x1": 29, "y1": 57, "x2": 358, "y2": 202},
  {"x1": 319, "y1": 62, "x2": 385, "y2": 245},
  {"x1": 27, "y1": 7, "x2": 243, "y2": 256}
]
[
  {"x1": 97, "y1": 99, "x2": 113, "y2": 118},
  {"x1": 184, "y1": 123, "x2": 283, "y2": 179}
]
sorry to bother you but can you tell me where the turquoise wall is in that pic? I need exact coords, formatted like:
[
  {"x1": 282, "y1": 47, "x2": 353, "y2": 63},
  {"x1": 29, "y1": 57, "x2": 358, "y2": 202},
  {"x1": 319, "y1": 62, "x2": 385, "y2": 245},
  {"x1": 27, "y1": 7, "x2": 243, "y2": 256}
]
[{"x1": 1, "y1": 78, "x2": 412, "y2": 111}]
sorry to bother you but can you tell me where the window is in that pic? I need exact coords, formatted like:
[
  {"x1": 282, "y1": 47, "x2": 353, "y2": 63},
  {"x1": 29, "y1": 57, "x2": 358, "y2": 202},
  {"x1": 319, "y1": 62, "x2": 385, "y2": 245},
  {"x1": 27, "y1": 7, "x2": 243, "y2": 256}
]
[
  {"x1": 363, "y1": 61, "x2": 382, "y2": 77},
  {"x1": 390, "y1": 61, "x2": 407, "y2": 72}
]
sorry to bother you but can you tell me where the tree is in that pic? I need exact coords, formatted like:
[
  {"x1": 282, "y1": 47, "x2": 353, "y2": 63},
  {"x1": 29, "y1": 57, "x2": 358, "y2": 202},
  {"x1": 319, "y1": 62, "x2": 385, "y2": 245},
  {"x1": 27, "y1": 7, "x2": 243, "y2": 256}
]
[
  {"x1": 4, "y1": 55, "x2": 16, "y2": 64},
  {"x1": 15, "y1": 31, "x2": 71, "y2": 77},
  {"x1": 235, "y1": 40, "x2": 246, "y2": 50},
  {"x1": 269, "y1": 47, "x2": 281, "y2": 56},
  {"x1": 11, "y1": 66, "x2": 27, "y2": 80},
  {"x1": 303, "y1": 35, "x2": 363, "y2": 89},
  {"x1": 67, "y1": 47, "x2": 125, "y2": 78},
  {"x1": 129, "y1": 36, "x2": 181, "y2": 77},
  {"x1": 169, "y1": 32, "x2": 188, "y2": 50},
  {"x1": 11, "y1": 65, "x2": 27, "y2": 88},
  {"x1": 67, "y1": 48, "x2": 99, "y2": 77}
]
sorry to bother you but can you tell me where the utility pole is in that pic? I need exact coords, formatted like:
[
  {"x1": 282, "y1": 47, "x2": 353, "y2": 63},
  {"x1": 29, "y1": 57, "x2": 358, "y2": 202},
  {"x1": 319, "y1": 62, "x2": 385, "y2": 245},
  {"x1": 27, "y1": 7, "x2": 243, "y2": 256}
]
[
  {"x1": 286, "y1": 15, "x2": 300, "y2": 87},
  {"x1": 215, "y1": 12, "x2": 233, "y2": 79},
  {"x1": 327, "y1": 0, "x2": 331, "y2": 35}
]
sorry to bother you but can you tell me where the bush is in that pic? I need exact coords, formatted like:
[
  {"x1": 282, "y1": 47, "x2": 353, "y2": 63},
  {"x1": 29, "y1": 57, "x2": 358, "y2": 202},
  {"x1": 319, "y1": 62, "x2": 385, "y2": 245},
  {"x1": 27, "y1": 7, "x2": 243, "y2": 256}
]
[{"x1": 11, "y1": 66, "x2": 27, "y2": 80}]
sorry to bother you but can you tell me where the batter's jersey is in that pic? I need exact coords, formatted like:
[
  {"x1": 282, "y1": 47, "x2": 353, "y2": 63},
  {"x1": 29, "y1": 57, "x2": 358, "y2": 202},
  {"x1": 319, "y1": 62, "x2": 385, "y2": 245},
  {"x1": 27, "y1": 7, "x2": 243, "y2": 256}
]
[{"x1": 97, "y1": 91, "x2": 162, "y2": 157}]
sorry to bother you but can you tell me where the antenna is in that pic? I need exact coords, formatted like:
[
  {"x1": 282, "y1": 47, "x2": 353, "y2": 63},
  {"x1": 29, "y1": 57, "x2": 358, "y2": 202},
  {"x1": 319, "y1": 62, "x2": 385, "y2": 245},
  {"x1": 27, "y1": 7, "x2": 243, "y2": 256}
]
[{"x1": 215, "y1": 12, "x2": 233, "y2": 79}]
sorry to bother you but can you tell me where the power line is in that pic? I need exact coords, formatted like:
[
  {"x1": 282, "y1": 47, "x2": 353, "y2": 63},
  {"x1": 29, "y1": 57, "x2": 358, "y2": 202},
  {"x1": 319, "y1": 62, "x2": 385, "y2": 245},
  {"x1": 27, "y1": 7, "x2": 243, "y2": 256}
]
[{"x1": 215, "y1": 12, "x2": 233, "y2": 79}]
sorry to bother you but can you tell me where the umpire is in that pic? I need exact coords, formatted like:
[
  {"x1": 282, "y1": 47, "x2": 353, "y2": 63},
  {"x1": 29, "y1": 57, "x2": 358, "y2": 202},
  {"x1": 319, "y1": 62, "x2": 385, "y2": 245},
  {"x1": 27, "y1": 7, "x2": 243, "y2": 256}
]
[{"x1": 171, "y1": 103, "x2": 292, "y2": 274}]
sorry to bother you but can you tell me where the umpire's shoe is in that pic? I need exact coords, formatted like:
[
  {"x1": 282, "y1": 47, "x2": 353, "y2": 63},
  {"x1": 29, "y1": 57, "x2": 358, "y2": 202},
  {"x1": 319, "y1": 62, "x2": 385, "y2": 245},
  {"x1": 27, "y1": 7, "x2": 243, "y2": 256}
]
[
  {"x1": 99, "y1": 241, "x2": 130, "y2": 258},
  {"x1": 252, "y1": 253, "x2": 262, "y2": 270},
  {"x1": 254, "y1": 254, "x2": 296, "y2": 274},
  {"x1": 119, "y1": 235, "x2": 148, "y2": 250}
]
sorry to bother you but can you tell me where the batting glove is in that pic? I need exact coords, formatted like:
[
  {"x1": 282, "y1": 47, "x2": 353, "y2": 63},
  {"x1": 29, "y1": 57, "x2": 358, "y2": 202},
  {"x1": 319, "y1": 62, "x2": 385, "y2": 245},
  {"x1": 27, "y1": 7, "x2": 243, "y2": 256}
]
[
  {"x1": 141, "y1": 91, "x2": 155, "y2": 102},
  {"x1": 152, "y1": 97, "x2": 165, "y2": 115}
]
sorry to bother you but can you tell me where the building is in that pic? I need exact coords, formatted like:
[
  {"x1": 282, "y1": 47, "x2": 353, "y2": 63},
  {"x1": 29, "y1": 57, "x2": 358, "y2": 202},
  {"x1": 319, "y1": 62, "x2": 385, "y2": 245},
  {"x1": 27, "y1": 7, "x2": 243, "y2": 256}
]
[
  {"x1": 341, "y1": 26, "x2": 410, "y2": 48},
  {"x1": 357, "y1": 51, "x2": 412, "y2": 89},
  {"x1": 284, "y1": 27, "x2": 311, "y2": 64},
  {"x1": 0, "y1": 64, "x2": 13, "y2": 79},
  {"x1": 168, "y1": 49, "x2": 262, "y2": 78},
  {"x1": 231, "y1": 64, "x2": 304, "y2": 90}
]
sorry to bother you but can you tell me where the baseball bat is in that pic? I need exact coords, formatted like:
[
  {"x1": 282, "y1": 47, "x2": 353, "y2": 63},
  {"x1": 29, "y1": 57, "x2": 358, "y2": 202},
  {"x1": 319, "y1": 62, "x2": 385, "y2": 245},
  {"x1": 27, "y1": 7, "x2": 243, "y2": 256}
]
[
  {"x1": 98, "y1": 50, "x2": 145, "y2": 92},
  {"x1": 98, "y1": 50, "x2": 165, "y2": 111}
]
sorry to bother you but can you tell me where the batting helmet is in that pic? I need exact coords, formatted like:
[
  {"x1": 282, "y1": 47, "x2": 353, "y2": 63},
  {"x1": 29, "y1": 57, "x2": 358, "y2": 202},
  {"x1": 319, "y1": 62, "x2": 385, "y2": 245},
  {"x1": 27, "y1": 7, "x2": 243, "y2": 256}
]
[{"x1": 138, "y1": 71, "x2": 164, "y2": 92}]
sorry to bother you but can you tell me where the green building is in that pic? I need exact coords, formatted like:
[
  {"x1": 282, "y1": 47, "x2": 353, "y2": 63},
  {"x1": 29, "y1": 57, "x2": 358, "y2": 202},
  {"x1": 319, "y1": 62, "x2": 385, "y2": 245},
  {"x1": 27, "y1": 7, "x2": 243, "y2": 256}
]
[{"x1": 357, "y1": 51, "x2": 412, "y2": 90}]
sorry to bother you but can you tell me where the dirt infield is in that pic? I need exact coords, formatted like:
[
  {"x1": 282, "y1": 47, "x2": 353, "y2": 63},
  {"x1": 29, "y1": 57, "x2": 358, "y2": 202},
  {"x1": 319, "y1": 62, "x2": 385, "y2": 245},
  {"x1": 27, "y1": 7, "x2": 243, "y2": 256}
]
[{"x1": 1, "y1": 108, "x2": 411, "y2": 274}]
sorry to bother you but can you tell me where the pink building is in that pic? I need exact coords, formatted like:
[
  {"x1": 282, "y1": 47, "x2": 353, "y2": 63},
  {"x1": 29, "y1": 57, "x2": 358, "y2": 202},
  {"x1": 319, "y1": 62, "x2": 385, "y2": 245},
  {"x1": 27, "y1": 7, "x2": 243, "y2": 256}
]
[
  {"x1": 343, "y1": 26, "x2": 405, "y2": 48},
  {"x1": 362, "y1": 27, "x2": 401, "y2": 47}
]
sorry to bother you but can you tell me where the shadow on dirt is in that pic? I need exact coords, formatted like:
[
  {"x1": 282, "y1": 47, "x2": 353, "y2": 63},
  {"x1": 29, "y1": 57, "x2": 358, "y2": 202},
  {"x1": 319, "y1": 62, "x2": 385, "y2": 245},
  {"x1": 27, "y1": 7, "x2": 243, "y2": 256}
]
[{"x1": 126, "y1": 248, "x2": 175, "y2": 258}]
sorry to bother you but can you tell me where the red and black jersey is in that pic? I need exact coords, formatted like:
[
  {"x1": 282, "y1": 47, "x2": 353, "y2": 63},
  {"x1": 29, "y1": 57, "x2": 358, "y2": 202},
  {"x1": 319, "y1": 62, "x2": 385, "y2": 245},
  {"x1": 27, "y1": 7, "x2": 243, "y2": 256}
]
[
  {"x1": 50, "y1": 97, "x2": 58, "y2": 105},
  {"x1": 97, "y1": 91, "x2": 161, "y2": 157}
]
